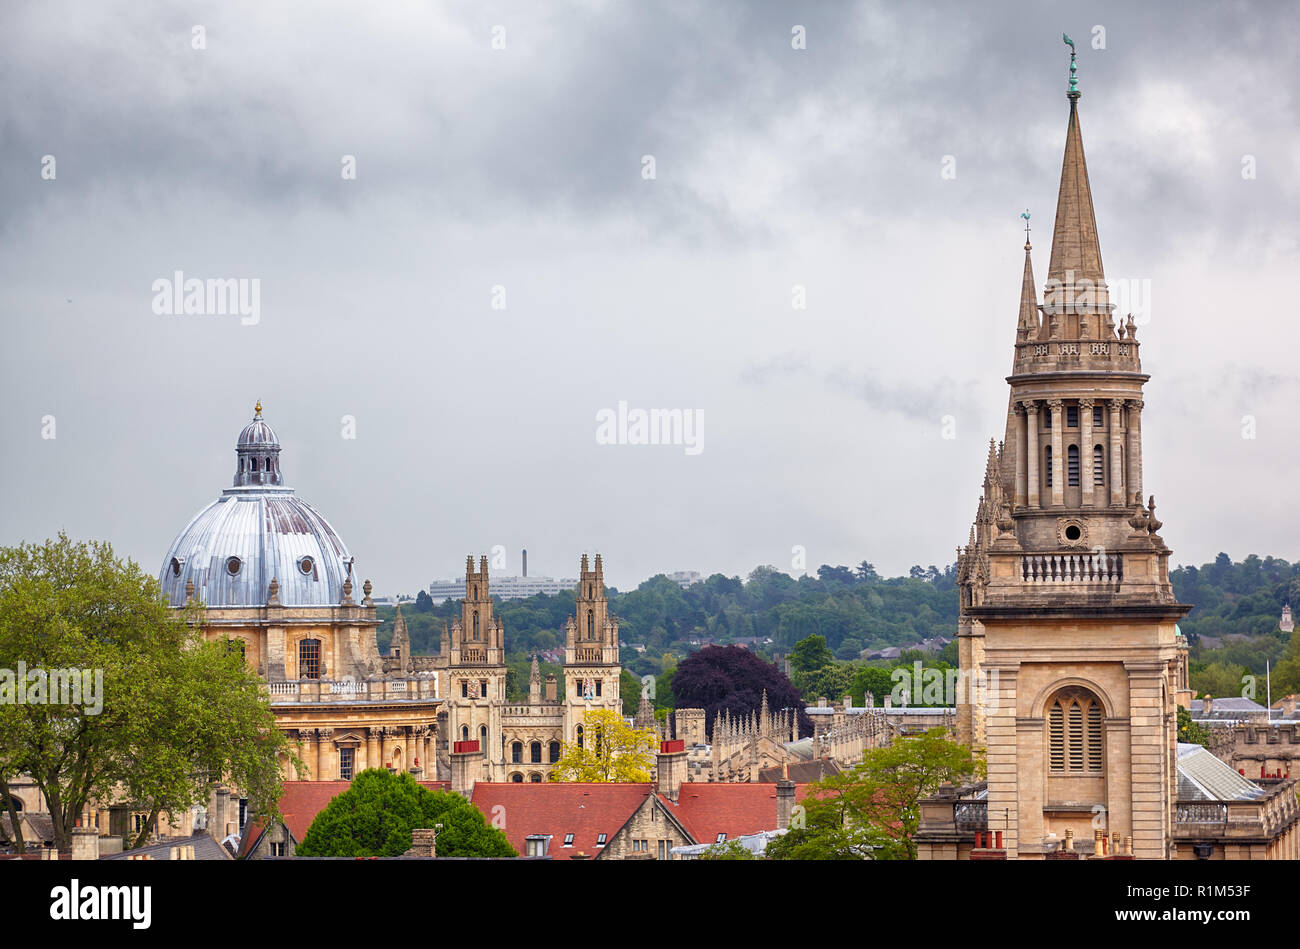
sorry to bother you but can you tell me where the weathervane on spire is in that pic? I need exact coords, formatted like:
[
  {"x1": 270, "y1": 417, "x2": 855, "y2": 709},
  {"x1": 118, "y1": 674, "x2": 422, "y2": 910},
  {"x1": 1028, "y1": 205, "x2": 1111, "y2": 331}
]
[
  {"x1": 1063, "y1": 33, "x2": 1079, "y2": 97},
  {"x1": 1020, "y1": 208, "x2": 1031, "y2": 248}
]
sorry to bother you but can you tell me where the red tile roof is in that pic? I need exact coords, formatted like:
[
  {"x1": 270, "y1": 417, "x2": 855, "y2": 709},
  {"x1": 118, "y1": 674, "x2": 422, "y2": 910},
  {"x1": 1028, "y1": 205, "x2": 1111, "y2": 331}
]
[
  {"x1": 660, "y1": 783, "x2": 810, "y2": 844},
  {"x1": 242, "y1": 780, "x2": 450, "y2": 856},
  {"x1": 467, "y1": 783, "x2": 655, "y2": 860}
]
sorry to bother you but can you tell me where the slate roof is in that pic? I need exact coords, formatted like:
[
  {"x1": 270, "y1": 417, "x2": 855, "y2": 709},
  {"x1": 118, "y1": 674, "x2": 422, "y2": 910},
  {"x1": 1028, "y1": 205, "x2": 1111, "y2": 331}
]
[
  {"x1": 105, "y1": 832, "x2": 234, "y2": 861},
  {"x1": 1176, "y1": 743, "x2": 1264, "y2": 802}
]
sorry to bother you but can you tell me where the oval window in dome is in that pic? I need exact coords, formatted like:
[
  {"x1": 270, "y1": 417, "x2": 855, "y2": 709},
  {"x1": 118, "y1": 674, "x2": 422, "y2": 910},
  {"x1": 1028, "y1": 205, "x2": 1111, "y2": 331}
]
[
  {"x1": 170, "y1": 557, "x2": 184, "y2": 577},
  {"x1": 226, "y1": 556, "x2": 242, "y2": 576},
  {"x1": 298, "y1": 556, "x2": 314, "y2": 576}
]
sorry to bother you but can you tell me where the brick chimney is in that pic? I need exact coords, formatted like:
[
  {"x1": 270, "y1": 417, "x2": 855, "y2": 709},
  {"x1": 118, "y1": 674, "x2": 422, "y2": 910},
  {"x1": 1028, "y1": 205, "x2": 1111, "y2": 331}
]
[
  {"x1": 406, "y1": 828, "x2": 438, "y2": 858},
  {"x1": 450, "y1": 740, "x2": 482, "y2": 799},
  {"x1": 71, "y1": 821, "x2": 99, "y2": 861},
  {"x1": 208, "y1": 786, "x2": 230, "y2": 841},
  {"x1": 657, "y1": 740, "x2": 687, "y2": 802},
  {"x1": 776, "y1": 763, "x2": 796, "y2": 830}
]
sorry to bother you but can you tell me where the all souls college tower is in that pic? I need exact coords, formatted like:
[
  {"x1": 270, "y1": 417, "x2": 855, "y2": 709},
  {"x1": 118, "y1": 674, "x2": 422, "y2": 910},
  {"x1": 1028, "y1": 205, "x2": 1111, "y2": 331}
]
[{"x1": 952, "y1": 49, "x2": 1190, "y2": 859}]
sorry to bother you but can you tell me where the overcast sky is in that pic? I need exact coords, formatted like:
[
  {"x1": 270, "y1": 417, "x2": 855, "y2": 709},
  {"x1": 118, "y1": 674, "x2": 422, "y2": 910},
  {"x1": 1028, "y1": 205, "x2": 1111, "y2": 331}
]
[{"x1": 2, "y1": 1, "x2": 1297, "y2": 594}]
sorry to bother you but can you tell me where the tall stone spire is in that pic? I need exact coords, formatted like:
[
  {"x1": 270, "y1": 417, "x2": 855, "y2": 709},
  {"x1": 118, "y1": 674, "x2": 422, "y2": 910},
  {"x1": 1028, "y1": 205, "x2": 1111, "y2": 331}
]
[
  {"x1": 1046, "y1": 47, "x2": 1104, "y2": 288},
  {"x1": 1016, "y1": 216, "x2": 1039, "y2": 341}
]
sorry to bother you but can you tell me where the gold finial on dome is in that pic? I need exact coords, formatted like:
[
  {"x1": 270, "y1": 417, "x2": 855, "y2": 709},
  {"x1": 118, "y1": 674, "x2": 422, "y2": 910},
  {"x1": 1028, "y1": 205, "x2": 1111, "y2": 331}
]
[{"x1": 254, "y1": 400, "x2": 263, "y2": 418}]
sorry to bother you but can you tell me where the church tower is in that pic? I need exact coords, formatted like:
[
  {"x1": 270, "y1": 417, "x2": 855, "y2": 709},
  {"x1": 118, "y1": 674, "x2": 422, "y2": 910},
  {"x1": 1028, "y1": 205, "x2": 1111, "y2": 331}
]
[
  {"x1": 955, "y1": 44, "x2": 1190, "y2": 859},
  {"x1": 562, "y1": 554, "x2": 623, "y2": 744},
  {"x1": 443, "y1": 555, "x2": 508, "y2": 781}
]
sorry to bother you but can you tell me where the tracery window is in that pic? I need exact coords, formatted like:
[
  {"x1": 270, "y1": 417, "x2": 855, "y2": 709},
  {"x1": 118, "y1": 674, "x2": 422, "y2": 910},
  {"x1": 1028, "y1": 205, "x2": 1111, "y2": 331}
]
[{"x1": 1047, "y1": 687, "x2": 1104, "y2": 774}]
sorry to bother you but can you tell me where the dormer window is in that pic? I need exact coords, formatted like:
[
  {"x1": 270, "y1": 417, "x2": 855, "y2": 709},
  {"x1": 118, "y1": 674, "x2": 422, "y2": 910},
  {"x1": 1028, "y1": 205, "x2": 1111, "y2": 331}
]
[
  {"x1": 170, "y1": 557, "x2": 184, "y2": 577},
  {"x1": 226, "y1": 556, "x2": 242, "y2": 576}
]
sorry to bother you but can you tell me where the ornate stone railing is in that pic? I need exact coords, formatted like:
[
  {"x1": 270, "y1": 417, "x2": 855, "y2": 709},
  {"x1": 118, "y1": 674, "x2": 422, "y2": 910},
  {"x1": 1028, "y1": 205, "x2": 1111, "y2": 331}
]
[
  {"x1": 574, "y1": 647, "x2": 603, "y2": 663},
  {"x1": 1020, "y1": 552, "x2": 1123, "y2": 584},
  {"x1": 459, "y1": 647, "x2": 487, "y2": 663},
  {"x1": 1175, "y1": 802, "x2": 1227, "y2": 824},
  {"x1": 954, "y1": 801, "x2": 989, "y2": 831},
  {"x1": 267, "y1": 681, "x2": 297, "y2": 696}
]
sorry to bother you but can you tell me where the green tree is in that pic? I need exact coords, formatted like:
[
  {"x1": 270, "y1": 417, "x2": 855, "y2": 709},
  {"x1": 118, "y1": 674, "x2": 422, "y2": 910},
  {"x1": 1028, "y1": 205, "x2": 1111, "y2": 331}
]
[
  {"x1": 1176, "y1": 706, "x2": 1210, "y2": 746},
  {"x1": 767, "y1": 728, "x2": 983, "y2": 861},
  {"x1": 297, "y1": 769, "x2": 514, "y2": 857},
  {"x1": 697, "y1": 837, "x2": 755, "y2": 860},
  {"x1": 1192, "y1": 661, "x2": 1250, "y2": 700},
  {"x1": 549, "y1": 709, "x2": 658, "y2": 782},
  {"x1": 790, "y1": 635, "x2": 834, "y2": 673},
  {"x1": 0, "y1": 535, "x2": 296, "y2": 851}
]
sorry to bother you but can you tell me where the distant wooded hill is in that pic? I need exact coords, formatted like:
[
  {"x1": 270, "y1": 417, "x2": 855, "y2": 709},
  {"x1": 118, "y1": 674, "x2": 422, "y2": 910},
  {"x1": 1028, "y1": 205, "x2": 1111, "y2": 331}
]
[{"x1": 374, "y1": 553, "x2": 1299, "y2": 682}]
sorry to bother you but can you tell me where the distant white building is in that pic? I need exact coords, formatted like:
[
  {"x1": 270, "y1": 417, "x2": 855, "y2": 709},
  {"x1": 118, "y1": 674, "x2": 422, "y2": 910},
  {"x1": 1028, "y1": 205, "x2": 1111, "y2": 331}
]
[
  {"x1": 667, "y1": 571, "x2": 701, "y2": 588},
  {"x1": 427, "y1": 575, "x2": 578, "y2": 603}
]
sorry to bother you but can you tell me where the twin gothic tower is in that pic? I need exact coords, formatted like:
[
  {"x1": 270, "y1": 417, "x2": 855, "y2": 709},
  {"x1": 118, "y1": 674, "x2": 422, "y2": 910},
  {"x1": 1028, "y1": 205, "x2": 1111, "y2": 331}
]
[
  {"x1": 953, "y1": 53, "x2": 1190, "y2": 859},
  {"x1": 441, "y1": 553, "x2": 623, "y2": 783}
]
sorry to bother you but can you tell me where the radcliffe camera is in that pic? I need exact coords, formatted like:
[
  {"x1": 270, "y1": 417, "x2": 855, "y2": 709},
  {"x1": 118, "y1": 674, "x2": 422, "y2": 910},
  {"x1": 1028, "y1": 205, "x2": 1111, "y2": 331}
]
[{"x1": 2, "y1": 2, "x2": 1296, "y2": 935}]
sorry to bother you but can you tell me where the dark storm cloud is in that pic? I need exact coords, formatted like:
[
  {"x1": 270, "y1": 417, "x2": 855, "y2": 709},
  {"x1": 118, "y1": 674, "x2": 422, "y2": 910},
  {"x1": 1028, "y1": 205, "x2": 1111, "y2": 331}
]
[{"x1": 0, "y1": 0, "x2": 1297, "y2": 591}]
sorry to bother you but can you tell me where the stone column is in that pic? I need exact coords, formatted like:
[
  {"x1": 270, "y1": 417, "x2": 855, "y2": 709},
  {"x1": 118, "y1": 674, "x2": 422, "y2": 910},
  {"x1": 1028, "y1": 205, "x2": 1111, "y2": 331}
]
[
  {"x1": 1023, "y1": 401, "x2": 1040, "y2": 508},
  {"x1": 1079, "y1": 398, "x2": 1095, "y2": 507},
  {"x1": 1013, "y1": 404, "x2": 1028, "y2": 507},
  {"x1": 367, "y1": 727, "x2": 382, "y2": 772},
  {"x1": 319, "y1": 728, "x2": 335, "y2": 780},
  {"x1": 1047, "y1": 399, "x2": 1064, "y2": 507},
  {"x1": 299, "y1": 730, "x2": 317, "y2": 781},
  {"x1": 1126, "y1": 399, "x2": 1143, "y2": 504},
  {"x1": 1108, "y1": 399, "x2": 1126, "y2": 506},
  {"x1": 286, "y1": 731, "x2": 300, "y2": 781}
]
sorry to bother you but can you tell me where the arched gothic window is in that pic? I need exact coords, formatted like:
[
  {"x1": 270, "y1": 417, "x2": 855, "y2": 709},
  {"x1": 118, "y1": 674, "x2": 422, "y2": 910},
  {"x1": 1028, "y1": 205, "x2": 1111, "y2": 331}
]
[
  {"x1": 1047, "y1": 687, "x2": 1104, "y2": 774},
  {"x1": 511, "y1": 741, "x2": 523, "y2": 764},
  {"x1": 530, "y1": 741, "x2": 542, "y2": 764},
  {"x1": 587, "y1": 610, "x2": 594, "y2": 639},
  {"x1": 549, "y1": 741, "x2": 561, "y2": 763},
  {"x1": 576, "y1": 725, "x2": 584, "y2": 749},
  {"x1": 473, "y1": 611, "x2": 480, "y2": 640}
]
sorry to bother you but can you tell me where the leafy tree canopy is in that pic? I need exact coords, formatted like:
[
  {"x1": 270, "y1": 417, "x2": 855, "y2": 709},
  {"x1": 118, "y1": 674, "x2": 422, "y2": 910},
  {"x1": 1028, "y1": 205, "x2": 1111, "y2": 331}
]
[
  {"x1": 767, "y1": 728, "x2": 984, "y2": 861},
  {"x1": 297, "y1": 769, "x2": 514, "y2": 857},
  {"x1": 0, "y1": 534, "x2": 294, "y2": 853},
  {"x1": 549, "y1": 709, "x2": 658, "y2": 782},
  {"x1": 670, "y1": 645, "x2": 810, "y2": 739}
]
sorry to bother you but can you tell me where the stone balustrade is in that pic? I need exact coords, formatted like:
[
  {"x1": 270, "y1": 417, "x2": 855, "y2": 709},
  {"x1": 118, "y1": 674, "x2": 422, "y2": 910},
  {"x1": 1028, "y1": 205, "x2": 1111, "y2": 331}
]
[{"x1": 1020, "y1": 552, "x2": 1123, "y2": 584}]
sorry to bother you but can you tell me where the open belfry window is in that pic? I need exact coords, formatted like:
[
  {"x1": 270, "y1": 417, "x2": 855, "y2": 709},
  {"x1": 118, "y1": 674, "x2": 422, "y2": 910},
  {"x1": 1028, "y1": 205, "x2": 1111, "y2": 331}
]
[{"x1": 1047, "y1": 687, "x2": 1104, "y2": 774}]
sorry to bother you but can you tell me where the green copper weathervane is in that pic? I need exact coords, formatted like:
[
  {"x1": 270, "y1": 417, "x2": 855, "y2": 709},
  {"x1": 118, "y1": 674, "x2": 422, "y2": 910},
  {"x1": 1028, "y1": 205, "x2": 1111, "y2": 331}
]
[{"x1": 1063, "y1": 33, "x2": 1079, "y2": 96}]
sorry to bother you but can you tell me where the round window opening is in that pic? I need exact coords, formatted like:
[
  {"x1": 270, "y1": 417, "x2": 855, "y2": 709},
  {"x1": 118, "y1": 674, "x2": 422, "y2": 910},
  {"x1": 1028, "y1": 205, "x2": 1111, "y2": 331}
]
[
  {"x1": 298, "y1": 556, "x2": 314, "y2": 576},
  {"x1": 226, "y1": 556, "x2": 242, "y2": 576},
  {"x1": 170, "y1": 557, "x2": 183, "y2": 577},
  {"x1": 1065, "y1": 525, "x2": 1082, "y2": 542}
]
